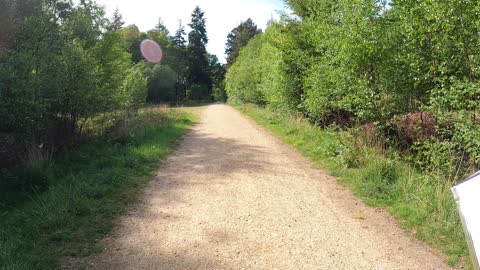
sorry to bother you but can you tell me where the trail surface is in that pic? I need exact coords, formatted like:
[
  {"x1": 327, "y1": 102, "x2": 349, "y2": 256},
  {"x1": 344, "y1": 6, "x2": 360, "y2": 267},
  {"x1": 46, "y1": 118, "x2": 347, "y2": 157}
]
[{"x1": 83, "y1": 104, "x2": 451, "y2": 269}]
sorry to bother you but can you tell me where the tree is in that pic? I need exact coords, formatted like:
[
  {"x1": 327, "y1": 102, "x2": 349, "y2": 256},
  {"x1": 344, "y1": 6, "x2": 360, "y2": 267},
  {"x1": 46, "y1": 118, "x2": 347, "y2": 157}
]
[
  {"x1": 63, "y1": 0, "x2": 109, "y2": 49},
  {"x1": 169, "y1": 20, "x2": 188, "y2": 101},
  {"x1": 0, "y1": 0, "x2": 148, "y2": 153},
  {"x1": 144, "y1": 64, "x2": 177, "y2": 103},
  {"x1": 208, "y1": 54, "x2": 226, "y2": 101},
  {"x1": 119, "y1": 24, "x2": 147, "y2": 63},
  {"x1": 225, "y1": 18, "x2": 262, "y2": 69},
  {"x1": 89, "y1": 31, "x2": 132, "y2": 112},
  {"x1": 225, "y1": 35, "x2": 265, "y2": 104},
  {"x1": 155, "y1": 18, "x2": 169, "y2": 35},
  {"x1": 188, "y1": 6, "x2": 208, "y2": 45},
  {"x1": 112, "y1": 8, "x2": 125, "y2": 31},
  {"x1": 122, "y1": 63, "x2": 147, "y2": 110},
  {"x1": 171, "y1": 20, "x2": 187, "y2": 48},
  {"x1": 186, "y1": 6, "x2": 210, "y2": 98}
]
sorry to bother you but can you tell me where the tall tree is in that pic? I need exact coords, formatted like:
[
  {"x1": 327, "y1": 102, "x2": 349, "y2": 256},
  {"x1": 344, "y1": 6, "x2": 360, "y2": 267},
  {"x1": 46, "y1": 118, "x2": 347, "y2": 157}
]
[
  {"x1": 155, "y1": 17, "x2": 169, "y2": 35},
  {"x1": 188, "y1": 6, "x2": 208, "y2": 45},
  {"x1": 186, "y1": 6, "x2": 210, "y2": 98},
  {"x1": 170, "y1": 20, "x2": 188, "y2": 102},
  {"x1": 111, "y1": 8, "x2": 124, "y2": 31},
  {"x1": 225, "y1": 18, "x2": 262, "y2": 69},
  {"x1": 171, "y1": 20, "x2": 187, "y2": 48}
]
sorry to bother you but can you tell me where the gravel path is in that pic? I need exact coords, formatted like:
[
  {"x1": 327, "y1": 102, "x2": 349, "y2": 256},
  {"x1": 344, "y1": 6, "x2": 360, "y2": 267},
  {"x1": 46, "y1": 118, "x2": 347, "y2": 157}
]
[{"x1": 84, "y1": 104, "x2": 451, "y2": 270}]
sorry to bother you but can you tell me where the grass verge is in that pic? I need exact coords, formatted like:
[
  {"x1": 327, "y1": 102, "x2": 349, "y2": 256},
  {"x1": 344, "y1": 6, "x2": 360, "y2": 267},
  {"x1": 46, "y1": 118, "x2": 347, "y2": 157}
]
[
  {"x1": 0, "y1": 106, "x2": 199, "y2": 269},
  {"x1": 234, "y1": 103, "x2": 470, "y2": 269}
]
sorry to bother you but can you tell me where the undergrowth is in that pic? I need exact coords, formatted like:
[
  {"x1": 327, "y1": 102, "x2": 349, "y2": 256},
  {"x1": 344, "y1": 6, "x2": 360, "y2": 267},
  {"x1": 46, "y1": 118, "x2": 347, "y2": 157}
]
[
  {"x1": 234, "y1": 103, "x2": 470, "y2": 269},
  {"x1": 0, "y1": 106, "x2": 197, "y2": 269}
]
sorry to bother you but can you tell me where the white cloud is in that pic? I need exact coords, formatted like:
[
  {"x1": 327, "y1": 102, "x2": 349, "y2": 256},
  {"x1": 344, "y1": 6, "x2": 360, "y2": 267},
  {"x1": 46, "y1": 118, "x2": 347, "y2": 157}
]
[{"x1": 95, "y1": 0, "x2": 286, "y2": 63}]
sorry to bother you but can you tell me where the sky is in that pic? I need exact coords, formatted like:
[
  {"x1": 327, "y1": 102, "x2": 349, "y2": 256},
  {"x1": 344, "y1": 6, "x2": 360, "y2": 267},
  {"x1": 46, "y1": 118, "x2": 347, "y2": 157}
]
[{"x1": 94, "y1": 0, "x2": 287, "y2": 63}]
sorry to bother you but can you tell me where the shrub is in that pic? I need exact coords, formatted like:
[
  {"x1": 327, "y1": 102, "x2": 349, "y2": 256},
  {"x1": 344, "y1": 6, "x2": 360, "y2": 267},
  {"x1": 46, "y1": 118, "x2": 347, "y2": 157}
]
[{"x1": 187, "y1": 84, "x2": 209, "y2": 101}]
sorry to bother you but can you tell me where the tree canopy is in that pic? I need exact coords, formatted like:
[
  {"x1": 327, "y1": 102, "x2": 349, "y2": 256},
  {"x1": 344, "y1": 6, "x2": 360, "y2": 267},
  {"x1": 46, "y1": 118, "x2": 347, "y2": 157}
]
[{"x1": 225, "y1": 18, "x2": 262, "y2": 69}]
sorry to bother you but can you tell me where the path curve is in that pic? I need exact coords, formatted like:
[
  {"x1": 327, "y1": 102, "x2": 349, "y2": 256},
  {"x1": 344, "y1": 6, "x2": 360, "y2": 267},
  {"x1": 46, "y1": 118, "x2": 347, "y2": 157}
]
[{"x1": 83, "y1": 104, "x2": 451, "y2": 269}]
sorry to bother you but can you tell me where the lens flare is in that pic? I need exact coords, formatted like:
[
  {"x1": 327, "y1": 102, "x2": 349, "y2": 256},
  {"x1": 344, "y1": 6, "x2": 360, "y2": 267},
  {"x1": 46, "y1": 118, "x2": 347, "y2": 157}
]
[{"x1": 140, "y1": 39, "x2": 163, "y2": 64}]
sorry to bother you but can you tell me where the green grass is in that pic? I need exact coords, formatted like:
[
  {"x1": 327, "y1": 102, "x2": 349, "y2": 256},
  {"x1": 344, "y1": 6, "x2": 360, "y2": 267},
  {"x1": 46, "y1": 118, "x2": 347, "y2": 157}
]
[
  {"x1": 0, "y1": 106, "x2": 198, "y2": 269},
  {"x1": 234, "y1": 103, "x2": 470, "y2": 269}
]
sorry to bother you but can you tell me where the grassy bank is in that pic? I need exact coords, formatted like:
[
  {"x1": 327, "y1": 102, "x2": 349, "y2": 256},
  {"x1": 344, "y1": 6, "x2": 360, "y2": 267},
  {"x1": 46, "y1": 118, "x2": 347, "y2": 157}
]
[
  {"x1": 234, "y1": 104, "x2": 470, "y2": 268},
  {"x1": 0, "y1": 106, "x2": 199, "y2": 269}
]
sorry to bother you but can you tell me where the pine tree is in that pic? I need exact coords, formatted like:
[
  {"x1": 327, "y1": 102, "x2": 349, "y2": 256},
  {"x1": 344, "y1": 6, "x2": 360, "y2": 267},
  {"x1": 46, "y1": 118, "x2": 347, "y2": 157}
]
[
  {"x1": 155, "y1": 18, "x2": 169, "y2": 36},
  {"x1": 171, "y1": 20, "x2": 187, "y2": 48},
  {"x1": 112, "y1": 8, "x2": 124, "y2": 31},
  {"x1": 188, "y1": 6, "x2": 208, "y2": 46},
  {"x1": 225, "y1": 18, "x2": 261, "y2": 69},
  {"x1": 186, "y1": 6, "x2": 210, "y2": 98}
]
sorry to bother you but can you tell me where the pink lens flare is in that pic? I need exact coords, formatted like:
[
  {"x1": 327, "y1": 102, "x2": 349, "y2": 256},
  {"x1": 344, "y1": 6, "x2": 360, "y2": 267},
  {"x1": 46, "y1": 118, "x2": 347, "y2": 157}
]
[{"x1": 140, "y1": 39, "x2": 163, "y2": 64}]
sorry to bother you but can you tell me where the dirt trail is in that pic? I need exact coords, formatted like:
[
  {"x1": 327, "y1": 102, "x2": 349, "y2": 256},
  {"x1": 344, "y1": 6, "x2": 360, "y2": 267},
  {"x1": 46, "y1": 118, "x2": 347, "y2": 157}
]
[{"x1": 83, "y1": 104, "x2": 451, "y2": 269}]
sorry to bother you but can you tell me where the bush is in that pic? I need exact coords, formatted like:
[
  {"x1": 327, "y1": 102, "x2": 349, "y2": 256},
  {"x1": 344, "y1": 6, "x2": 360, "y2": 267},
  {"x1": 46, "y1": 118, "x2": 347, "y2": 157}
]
[
  {"x1": 225, "y1": 35, "x2": 264, "y2": 104},
  {"x1": 212, "y1": 82, "x2": 227, "y2": 102},
  {"x1": 144, "y1": 64, "x2": 177, "y2": 103},
  {"x1": 187, "y1": 83, "x2": 210, "y2": 101}
]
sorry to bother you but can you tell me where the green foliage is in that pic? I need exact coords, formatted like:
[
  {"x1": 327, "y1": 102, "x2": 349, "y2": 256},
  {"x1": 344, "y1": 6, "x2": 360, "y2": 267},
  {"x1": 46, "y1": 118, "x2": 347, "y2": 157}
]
[
  {"x1": 0, "y1": 9, "x2": 99, "y2": 144},
  {"x1": 144, "y1": 64, "x2": 177, "y2": 103},
  {"x1": 208, "y1": 54, "x2": 226, "y2": 101},
  {"x1": 187, "y1": 83, "x2": 209, "y2": 101},
  {"x1": 227, "y1": 0, "x2": 479, "y2": 174},
  {"x1": 212, "y1": 82, "x2": 227, "y2": 102},
  {"x1": 225, "y1": 18, "x2": 262, "y2": 69},
  {"x1": 122, "y1": 64, "x2": 148, "y2": 109},
  {"x1": 118, "y1": 24, "x2": 144, "y2": 63},
  {"x1": 225, "y1": 35, "x2": 264, "y2": 104},
  {"x1": 226, "y1": 21, "x2": 305, "y2": 112},
  {"x1": 0, "y1": 0, "x2": 197, "y2": 184},
  {"x1": 1, "y1": 1, "x2": 219, "y2": 166},
  {"x1": 89, "y1": 31, "x2": 132, "y2": 112},
  {"x1": 117, "y1": 6, "x2": 214, "y2": 103},
  {"x1": 260, "y1": 21, "x2": 304, "y2": 112}
]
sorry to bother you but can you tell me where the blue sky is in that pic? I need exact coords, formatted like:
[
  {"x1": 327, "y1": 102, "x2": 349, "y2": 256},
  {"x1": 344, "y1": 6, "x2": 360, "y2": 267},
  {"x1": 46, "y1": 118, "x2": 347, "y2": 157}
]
[{"x1": 95, "y1": 0, "x2": 287, "y2": 63}]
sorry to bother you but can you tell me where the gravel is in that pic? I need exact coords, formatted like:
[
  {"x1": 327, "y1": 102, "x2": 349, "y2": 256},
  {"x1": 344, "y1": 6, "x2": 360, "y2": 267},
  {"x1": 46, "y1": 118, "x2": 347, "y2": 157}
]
[{"x1": 79, "y1": 104, "x2": 451, "y2": 270}]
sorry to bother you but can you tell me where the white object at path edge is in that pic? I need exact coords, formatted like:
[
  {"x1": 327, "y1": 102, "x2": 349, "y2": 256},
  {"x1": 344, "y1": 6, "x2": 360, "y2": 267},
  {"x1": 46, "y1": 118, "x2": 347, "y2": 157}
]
[{"x1": 452, "y1": 171, "x2": 480, "y2": 270}]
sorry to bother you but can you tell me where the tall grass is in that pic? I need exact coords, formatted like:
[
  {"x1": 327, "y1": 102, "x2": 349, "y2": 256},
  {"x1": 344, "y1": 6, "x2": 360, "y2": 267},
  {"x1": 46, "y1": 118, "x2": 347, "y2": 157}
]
[
  {"x1": 0, "y1": 106, "x2": 197, "y2": 269},
  {"x1": 234, "y1": 104, "x2": 469, "y2": 268}
]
